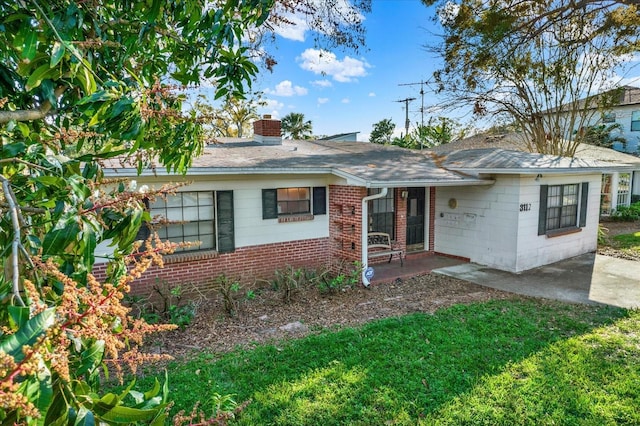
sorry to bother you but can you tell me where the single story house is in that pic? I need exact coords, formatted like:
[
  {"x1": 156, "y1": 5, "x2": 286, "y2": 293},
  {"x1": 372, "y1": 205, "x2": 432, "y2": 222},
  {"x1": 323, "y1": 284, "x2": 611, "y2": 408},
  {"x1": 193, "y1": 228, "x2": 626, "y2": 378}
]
[{"x1": 96, "y1": 118, "x2": 634, "y2": 295}]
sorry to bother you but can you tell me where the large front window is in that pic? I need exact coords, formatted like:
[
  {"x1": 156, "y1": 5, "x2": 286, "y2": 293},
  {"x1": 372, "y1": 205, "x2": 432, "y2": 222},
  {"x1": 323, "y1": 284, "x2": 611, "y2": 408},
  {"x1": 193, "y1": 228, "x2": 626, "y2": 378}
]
[
  {"x1": 147, "y1": 191, "x2": 234, "y2": 253},
  {"x1": 152, "y1": 192, "x2": 215, "y2": 250}
]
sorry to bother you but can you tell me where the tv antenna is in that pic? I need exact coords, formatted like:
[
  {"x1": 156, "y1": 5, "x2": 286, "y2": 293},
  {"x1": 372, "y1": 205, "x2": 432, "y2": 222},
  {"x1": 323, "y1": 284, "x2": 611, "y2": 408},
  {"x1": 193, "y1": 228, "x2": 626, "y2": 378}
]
[
  {"x1": 399, "y1": 80, "x2": 429, "y2": 127},
  {"x1": 395, "y1": 97, "x2": 416, "y2": 136}
]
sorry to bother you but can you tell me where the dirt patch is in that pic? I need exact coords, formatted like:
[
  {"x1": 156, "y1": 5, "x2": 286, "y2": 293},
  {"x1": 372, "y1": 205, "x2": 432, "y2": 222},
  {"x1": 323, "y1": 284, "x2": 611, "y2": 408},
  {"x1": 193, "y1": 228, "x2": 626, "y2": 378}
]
[{"x1": 149, "y1": 274, "x2": 518, "y2": 359}]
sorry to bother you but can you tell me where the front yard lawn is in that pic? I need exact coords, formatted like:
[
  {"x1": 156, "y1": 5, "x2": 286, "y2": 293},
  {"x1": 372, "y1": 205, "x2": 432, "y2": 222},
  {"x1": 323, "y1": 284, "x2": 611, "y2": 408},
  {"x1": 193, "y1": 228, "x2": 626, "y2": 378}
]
[
  {"x1": 127, "y1": 299, "x2": 640, "y2": 425},
  {"x1": 613, "y1": 231, "x2": 640, "y2": 257}
]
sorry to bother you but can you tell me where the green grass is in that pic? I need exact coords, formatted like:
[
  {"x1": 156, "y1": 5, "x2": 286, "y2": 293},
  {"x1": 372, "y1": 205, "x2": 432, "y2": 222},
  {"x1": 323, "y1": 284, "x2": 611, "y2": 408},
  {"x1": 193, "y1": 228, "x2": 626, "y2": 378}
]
[
  {"x1": 124, "y1": 299, "x2": 640, "y2": 425},
  {"x1": 613, "y1": 232, "x2": 640, "y2": 256}
]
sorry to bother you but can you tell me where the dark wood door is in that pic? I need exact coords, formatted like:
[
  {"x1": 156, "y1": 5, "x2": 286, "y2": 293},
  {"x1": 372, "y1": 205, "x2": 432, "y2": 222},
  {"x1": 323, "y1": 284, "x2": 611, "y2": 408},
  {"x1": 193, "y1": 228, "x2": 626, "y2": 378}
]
[{"x1": 406, "y1": 187, "x2": 425, "y2": 246}]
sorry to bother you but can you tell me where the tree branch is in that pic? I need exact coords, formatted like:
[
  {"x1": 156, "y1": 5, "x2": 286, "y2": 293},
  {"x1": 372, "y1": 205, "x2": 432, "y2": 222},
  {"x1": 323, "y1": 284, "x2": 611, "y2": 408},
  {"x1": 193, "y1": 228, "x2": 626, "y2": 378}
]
[
  {"x1": 0, "y1": 175, "x2": 26, "y2": 307},
  {"x1": 0, "y1": 86, "x2": 65, "y2": 124}
]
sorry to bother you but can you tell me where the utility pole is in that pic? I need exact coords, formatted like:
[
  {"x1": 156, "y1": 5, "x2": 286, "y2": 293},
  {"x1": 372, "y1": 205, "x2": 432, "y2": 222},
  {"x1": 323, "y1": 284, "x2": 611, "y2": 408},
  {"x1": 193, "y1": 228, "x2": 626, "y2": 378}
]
[
  {"x1": 395, "y1": 97, "x2": 415, "y2": 137},
  {"x1": 399, "y1": 80, "x2": 429, "y2": 128}
]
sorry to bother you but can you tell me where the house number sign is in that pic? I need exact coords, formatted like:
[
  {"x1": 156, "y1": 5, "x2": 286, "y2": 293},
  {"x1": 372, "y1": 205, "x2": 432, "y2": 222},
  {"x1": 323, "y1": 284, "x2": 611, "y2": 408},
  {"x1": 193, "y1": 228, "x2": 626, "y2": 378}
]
[{"x1": 519, "y1": 203, "x2": 532, "y2": 212}]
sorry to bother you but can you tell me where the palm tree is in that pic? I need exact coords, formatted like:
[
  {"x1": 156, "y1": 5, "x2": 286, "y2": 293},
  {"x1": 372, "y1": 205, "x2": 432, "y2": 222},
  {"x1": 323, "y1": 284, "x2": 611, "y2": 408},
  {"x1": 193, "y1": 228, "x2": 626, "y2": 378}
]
[{"x1": 281, "y1": 112, "x2": 313, "y2": 139}]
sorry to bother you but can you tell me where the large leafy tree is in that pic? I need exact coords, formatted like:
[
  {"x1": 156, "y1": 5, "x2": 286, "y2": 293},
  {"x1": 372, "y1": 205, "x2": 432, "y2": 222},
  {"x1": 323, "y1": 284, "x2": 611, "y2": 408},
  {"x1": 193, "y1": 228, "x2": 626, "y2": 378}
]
[
  {"x1": 423, "y1": 0, "x2": 640, "y2": 156},
  {"x1": 1, "y1": 0, "x2": 373, "y2": 422},
  {"x1": 369, "y1": 118, "x2": 395, "y2": 144},
  {"x1": 281, "y1": 112, "x2": 313, "y2": 139},
  {"x1": 0, "y1": 1, "x2": 272, "y2": 423}
]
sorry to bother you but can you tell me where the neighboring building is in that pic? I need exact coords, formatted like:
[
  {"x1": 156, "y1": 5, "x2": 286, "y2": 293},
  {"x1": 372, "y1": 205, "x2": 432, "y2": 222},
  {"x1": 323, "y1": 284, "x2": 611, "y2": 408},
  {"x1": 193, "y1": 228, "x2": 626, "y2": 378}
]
[
  {"x1": 318, "y1": 132, "x2": 360, "y2": 142},
  {"x1": 97, "y1": 118, "x2": 633, "y2": 295},
  {"x1": 546, "y1": 86, "x2": 640, "y2": 154}
]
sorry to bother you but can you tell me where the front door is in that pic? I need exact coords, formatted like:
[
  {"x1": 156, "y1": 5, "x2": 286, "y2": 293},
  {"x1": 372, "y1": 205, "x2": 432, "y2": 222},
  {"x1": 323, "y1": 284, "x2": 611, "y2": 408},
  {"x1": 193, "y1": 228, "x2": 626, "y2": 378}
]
[{"x1": 406, "y1": 187, "x2": 425, "y2": 248}]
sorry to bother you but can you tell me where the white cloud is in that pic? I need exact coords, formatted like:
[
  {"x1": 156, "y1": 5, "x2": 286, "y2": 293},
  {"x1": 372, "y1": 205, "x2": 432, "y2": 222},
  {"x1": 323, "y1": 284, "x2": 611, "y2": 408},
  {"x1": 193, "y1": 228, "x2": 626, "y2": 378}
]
[
  {"x1": 264, "y1": 80, "x2": 308, "y2": 97},
  {"x1": 317, "y1": 97, "x2": 330, "y2": 105},
  {"x1": 271, "y1": 11, "x2": 308, "y2": 41},
  {"x1": 259, "y1": 99, "x2": 285, "y2": 118},
  {"x1": 312, "y1": 79, "x2": 333, "y2": 88},
  {"x1": 341, "y1": 98, "x2": 350, "y2": 104},
  {"x1": 268, "y1": 0, "x2": 365, "y2": 43},
  {"x1": 298, "y1": 48, "x2": 370, "y2": 83},
  {"x1": 369, "y1": 92, "x2": 376, "y2": 97}
]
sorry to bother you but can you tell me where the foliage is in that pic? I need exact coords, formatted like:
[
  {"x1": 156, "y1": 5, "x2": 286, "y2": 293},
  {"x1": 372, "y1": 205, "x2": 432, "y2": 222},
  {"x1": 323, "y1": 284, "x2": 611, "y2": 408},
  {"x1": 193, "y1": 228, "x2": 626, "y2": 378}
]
[
  {"x1": 122, "y1": 299, "x2": 633, "y2": 424},
  {"x1": 369, "y1": 118, "x2": 395, "y2": 144},
  {"x1": 597, "y1": 224, "x2": 609, "y2": 245},
  {"x1": 611, "y1": 202, "x2": 640, "y2": 221},
  {"x1": 317, "y1": 261, "x2": 361, "y2": 294},
  {"x1": 215, "y1": 275, "x2": 243, "y2": 317},
  {"x1": 391, "y1": 116, "x2": 465, "y2": 149},
  {"x1": 193, "y1": 94, "x2": 264, "y2": 140},
  {"x1": 269, "y1": 265, "x2": 328, "y2": 303},
  {"x1": 0, "y1": 0, "x2": 273, "y2": 423},
  {"x1": 576, "y1": 123, "x2": 627, "y2": 149},
  {"x1": 281, "y1": 112, "x2": 313, "y2": 140},
  {"x1": 423, "y1": 0, "x2": 640, "y2": 156}
]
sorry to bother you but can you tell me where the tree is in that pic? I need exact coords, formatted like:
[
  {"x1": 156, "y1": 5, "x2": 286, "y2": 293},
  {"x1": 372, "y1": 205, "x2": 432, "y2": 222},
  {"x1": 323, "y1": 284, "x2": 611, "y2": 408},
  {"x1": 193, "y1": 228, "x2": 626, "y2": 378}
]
[
  {"x1": 369, "y1": 118, "x2": 395, "y2": 144},
  {"x1": 423, "y1": 0, "x2": 640, "y2": 156},
  {"x1": 1, "y1": 0, "x2": 373, "y2": 421},
  {"x1": 0, "y1": 1, "x2": 272, "y2": 423},
  {"x1": 281, "y1": 112, "x2": 313, "y2": 139},
  {"x1": 576, "y1": 123, "x2": 627, "y2": 149},
  {"x1": 194, "y1": 94, "x2": 263, "y2": 140}
]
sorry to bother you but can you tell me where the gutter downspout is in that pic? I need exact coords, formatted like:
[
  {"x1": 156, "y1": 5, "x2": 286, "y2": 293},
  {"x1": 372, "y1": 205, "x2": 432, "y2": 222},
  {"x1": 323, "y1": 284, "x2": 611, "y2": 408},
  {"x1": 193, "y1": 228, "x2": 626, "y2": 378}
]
[{"x1": 361, "y1": 187, "x2": 388, "y2": 287}]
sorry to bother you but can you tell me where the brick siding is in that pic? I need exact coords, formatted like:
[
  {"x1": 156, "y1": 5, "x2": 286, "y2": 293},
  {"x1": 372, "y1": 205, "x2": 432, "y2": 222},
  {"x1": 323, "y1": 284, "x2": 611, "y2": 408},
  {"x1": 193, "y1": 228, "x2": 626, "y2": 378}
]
[{"x1": 93, "y1": 237, "x2": 330, "y2": 299}]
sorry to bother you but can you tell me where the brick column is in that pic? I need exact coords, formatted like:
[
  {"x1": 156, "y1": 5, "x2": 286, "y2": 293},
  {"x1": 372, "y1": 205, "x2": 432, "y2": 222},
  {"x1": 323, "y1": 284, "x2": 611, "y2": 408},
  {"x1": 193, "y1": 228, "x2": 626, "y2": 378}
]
[
  {"x1": 329, "y1": 185, "x2": 366, "y2": 272},
  {"x1": 428, "y1": 187, "x2": 436, "y2": 252},
  {"x1": 394, "y1": 187, "x2": 407, "y2": 253}
]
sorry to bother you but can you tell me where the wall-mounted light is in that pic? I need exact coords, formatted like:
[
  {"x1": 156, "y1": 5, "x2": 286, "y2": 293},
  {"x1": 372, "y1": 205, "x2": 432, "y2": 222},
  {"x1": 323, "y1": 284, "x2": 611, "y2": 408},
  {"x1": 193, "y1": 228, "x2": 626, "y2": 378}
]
[
  {"x1": 401, "y1": 190, "x2": 408, "y2": 199},
  {"x1": 535, "y1": 173, "x2": 543, "y2": 182}
]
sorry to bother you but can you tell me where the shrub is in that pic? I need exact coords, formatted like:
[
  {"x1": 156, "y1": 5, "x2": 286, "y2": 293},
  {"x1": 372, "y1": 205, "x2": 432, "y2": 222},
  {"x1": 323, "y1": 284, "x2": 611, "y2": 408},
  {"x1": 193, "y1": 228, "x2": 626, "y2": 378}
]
[
  {"x1": 317, "y1": 261, "x2": 362, "y2": 294},
  {"x1": 215, "y1": 275, "x2": 243, "y2": 317},
  {"x1": 611, "y1": 202, "x2": 640, "y2": 222}
]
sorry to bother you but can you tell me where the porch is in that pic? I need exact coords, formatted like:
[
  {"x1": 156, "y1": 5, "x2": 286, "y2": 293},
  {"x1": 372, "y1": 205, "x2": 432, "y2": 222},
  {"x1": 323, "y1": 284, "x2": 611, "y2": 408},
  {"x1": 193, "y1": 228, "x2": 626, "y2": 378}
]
[{"x1": 369, "y1": 252, "x2": 468, "y2": 285}]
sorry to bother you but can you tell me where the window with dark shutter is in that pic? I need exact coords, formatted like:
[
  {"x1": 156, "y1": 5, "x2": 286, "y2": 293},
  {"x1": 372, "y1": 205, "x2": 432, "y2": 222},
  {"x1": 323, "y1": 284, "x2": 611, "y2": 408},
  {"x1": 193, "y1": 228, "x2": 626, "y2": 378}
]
[
  {"x1": 313, "y1": 186, "x2": 327, "y2": 215},
  {"x1": 216, "y1": 191, "x2": 235, "y2": 253},
  {"x1": 539, "y1": 183, "x2": 587, "y2": 236}
]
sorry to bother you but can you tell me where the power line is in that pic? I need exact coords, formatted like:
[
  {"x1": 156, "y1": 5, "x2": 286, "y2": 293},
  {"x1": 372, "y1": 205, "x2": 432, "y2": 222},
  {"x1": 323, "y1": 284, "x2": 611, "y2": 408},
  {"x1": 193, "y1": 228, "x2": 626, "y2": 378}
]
[
  {"x1": 399, "y1": 80, "x2": 432, "y2": 128},
  {"x1": 395, "y1": 97, "x2": 416, "y2": 137}
]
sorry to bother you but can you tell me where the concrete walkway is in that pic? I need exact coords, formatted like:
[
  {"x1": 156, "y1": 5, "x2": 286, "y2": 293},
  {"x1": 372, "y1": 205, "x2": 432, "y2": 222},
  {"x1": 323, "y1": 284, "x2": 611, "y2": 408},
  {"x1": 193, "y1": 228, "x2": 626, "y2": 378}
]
[{"x1": 433, "y1": 253, "x2": 640, "y2": 309}]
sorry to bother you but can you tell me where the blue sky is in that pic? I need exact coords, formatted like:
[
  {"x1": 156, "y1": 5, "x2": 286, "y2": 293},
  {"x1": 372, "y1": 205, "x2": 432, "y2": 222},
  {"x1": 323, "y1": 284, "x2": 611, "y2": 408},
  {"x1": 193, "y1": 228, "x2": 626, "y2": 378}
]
[
  {"x1": 240, "y1": 1, "x2": 640, "y2": 142},
  {"x1": 252, "y1": 0, "x2": 443, "y2": 141}
]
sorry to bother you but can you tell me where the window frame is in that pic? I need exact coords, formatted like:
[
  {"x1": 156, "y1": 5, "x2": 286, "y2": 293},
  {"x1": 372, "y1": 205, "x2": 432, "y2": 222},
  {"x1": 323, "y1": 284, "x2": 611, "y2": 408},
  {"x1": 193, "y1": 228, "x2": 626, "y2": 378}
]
[
  {"x1": 538, "y1": 183, "x2": 588, "y2": 236},
  {"x1": 367, "y1": 188, "x2": 396, "y2": 239},
  {"x1": 262, "y1": 186, "x2": 327, "y2": 219},
  {"x1": 631, "y1": 111, "x2": 640, "y2": 132},
  {"x1": 140, "y1": 190, "x2": 234, "y2": 253}
]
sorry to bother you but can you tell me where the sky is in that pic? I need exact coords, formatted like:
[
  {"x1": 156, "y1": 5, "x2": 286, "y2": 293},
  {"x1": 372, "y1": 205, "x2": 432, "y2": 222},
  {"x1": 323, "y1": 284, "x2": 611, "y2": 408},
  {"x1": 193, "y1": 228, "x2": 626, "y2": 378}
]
[
  {"x1": 251, "y1": 0, "x2": 445, "y2": 141},
  {"x1": 221, "y1": 0, "x2": 640, "y2": 142}
]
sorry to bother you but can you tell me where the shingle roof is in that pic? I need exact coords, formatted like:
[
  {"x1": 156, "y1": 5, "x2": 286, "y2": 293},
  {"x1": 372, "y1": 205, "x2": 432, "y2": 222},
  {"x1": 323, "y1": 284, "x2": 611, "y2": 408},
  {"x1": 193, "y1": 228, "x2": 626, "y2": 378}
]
[{"x1": 105, "y1": 134, "x2": 635, "y2": 185}]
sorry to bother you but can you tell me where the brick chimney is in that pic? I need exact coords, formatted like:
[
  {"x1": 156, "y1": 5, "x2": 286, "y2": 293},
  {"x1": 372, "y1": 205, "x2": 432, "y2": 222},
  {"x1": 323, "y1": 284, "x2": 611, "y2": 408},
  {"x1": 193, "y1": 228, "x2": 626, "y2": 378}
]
[{"x1": 253, "y1": 114, "x2": 282, "y2": 145}]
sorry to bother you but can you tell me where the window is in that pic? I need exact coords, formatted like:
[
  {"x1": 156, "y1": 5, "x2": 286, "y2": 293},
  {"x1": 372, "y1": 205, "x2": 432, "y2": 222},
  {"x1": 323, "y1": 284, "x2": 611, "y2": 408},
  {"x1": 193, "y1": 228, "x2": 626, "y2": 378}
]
[
  {"x1": 368, "y1": 188, "x2": 395, "y2": 239},
  {"x1": 262, "y1": 187, "x2": 326, "y2": 219},
  {"x1": 144, "y1": 191, "x2": 234, "y2": 253},
  {"x1": 632, "y1": 111, "x2": 640, "y2": 131},
  {"x1": 277, "y1": 187, "x2": 310, "y2": 215},
  {"x1": 617, "y1": 173, "x2": 631, "y2": 207},
  {"x1": 602, "y1": 112, "x2": 616, "y2": 123},
  {"x1": 538, "y1": 183, "x2": 588, "y2": 235}
]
